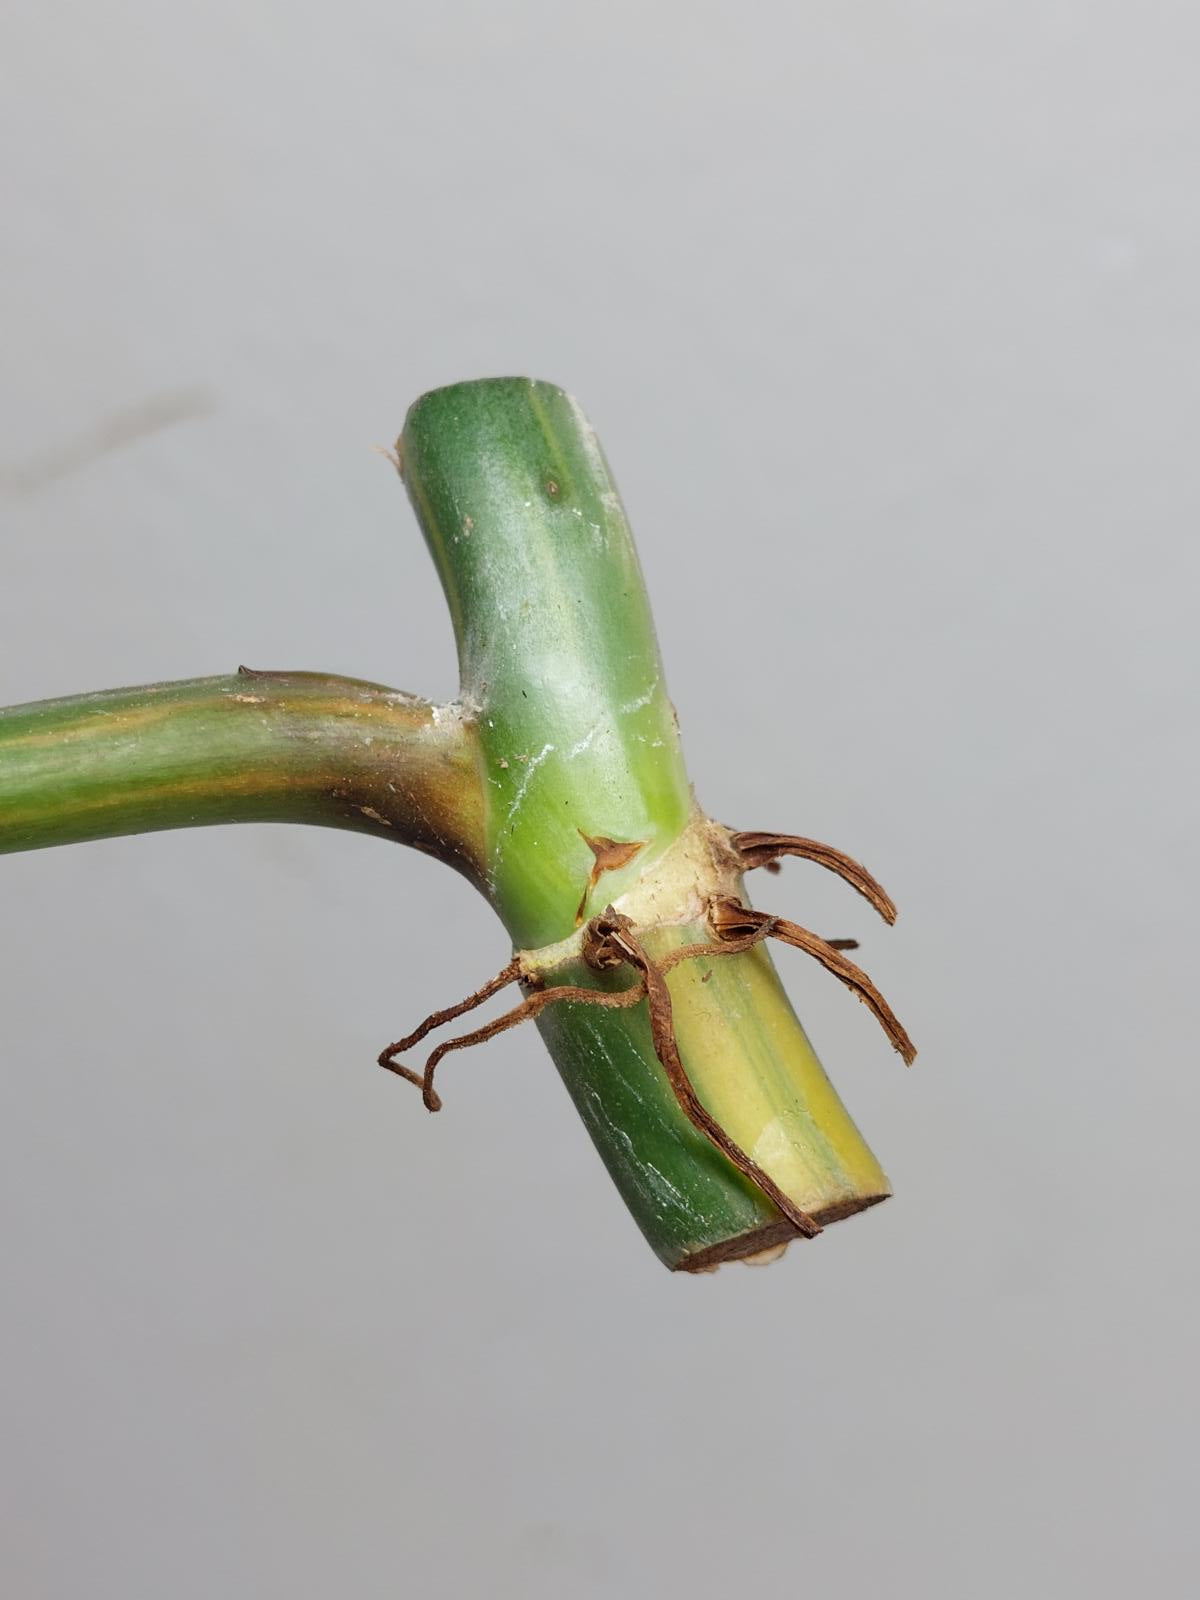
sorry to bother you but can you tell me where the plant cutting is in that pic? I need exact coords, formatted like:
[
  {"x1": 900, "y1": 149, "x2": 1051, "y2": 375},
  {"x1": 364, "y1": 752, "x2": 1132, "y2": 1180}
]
[{"x1": 0, "y1": 378, "x2": 913, "y2": 1271}]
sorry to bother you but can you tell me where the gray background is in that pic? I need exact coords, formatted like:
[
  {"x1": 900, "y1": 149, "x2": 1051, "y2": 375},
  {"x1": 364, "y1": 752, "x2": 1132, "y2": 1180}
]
[{"x1": 2, "y1": 2, "x2": 1196, "y2": 1595}]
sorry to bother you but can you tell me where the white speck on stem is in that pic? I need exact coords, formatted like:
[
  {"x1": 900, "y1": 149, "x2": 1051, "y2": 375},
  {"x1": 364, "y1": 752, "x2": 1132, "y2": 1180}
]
[
  {"x1": 644, "y1": 1163, "x2": 687, "y2": 1209},
  {"x1": 619, "y1": 673, "x2": 660, "y2": 717},
  {"x1": 504, "y1": 742, "x2": 554, "y2": 830},
  {"x1": 567, "y1": 721, "x2": 604, "y2": 759},
  {"x1": 752, "y1": 1118, "x2": 793, "y2": 1174}
]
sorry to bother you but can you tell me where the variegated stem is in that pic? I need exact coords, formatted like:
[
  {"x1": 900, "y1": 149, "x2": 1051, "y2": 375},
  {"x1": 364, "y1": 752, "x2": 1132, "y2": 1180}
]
[{"x1": 0, "y1": 671, "x2": 485, "y2": 880}]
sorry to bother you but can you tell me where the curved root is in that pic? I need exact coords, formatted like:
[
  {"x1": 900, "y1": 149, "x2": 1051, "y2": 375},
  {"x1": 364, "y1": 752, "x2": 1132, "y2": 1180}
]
[{"x1": 376, "y1": 823, "x2": 915, "y2": 1238}]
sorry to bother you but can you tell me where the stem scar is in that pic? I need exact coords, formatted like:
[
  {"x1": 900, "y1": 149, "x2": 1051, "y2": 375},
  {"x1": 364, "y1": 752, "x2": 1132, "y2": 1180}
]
[{"x1": 575, "y1": 832, "x2": 645, "y2": 925}]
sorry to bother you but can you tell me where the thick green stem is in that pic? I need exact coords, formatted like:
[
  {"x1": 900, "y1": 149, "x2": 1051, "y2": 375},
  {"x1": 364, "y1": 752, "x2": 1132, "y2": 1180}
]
[
  {"x1": 401, "y1": 380, "x2": 890, "y2": 1269},
  {"x1": 403, "y1": 381, "x2": 691, "y2": 943},
  {"x1": 0, "y1": 672, "x2": 485, "y2": 878}
]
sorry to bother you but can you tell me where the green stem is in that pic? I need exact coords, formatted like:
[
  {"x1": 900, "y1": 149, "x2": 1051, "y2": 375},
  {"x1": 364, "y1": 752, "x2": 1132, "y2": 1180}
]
[
  {"x1": 402, "y1": 380, "x2": 691, "y2": 941},
  {"x1": 0, "y1": 671, "x2": 485, "y2": 878},
  {"x1": 401, "y1": 380, "x2": 890, "y2": 1269}
]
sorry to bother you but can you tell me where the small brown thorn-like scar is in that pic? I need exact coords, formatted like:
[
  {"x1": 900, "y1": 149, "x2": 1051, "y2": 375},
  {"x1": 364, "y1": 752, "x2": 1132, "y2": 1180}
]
[{"x1": 574, "y1": 831, "x2": 645, "y2": 925}]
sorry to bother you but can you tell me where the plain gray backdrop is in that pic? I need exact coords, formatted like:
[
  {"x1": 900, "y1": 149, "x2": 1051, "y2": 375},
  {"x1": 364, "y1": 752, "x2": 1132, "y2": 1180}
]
[{"x1": 2, "y1": 3, "x2": 1197, "y2": 1596}]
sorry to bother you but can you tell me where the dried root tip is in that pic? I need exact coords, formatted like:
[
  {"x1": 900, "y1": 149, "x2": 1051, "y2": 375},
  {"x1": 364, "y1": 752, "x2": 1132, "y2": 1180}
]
[
  {"x1": 380, "y1": 960, "x2": 521, "y2": 1088},
  {"x1": 378, "y1": 958, "x2": 523, "y2": 1109},
  {"x1": 386, "y1": 980, "x2": 644, "y2": 1111},
  {"x1": 710, "y1": 897, "x2": 916, "y2": 1065},
  {"x1": 731, "y1": 831, "x2": 898, "y2": 925}
]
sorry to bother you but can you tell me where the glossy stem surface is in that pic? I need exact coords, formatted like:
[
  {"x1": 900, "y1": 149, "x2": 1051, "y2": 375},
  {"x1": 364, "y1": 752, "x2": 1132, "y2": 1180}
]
[
  {"x1": 402, "y1": 379, "x2": 690, "y2": 944},
  {"x1": 400, "y1": 379, "x2": 889, "y2": 1268}
]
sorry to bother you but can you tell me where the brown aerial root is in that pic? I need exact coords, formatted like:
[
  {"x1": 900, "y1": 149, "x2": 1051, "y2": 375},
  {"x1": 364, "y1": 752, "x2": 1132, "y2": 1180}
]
[
  {"x1": 379, "y1": 976, "x2": 647, "y2": 1112},
  {"x1": 730, "y1": 831, "x2": 898, "y2": 925},
  {"x1": 377, "y1": 910, "x2": 823, "y2": 1239},
  {"x1": 708, "y1": 896, "x2": 916, "y2": 1065},
  {"x1": 377, "y1": 958, "x2": 523, "y2": 1109}
]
